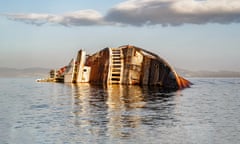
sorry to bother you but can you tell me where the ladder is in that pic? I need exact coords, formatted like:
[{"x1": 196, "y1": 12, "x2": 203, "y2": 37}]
[{"x1": 109, "y1": 48, "x2": 124, "y2": 84}]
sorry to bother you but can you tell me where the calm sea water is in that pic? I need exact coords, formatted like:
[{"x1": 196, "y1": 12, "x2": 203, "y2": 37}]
[{"x1": 0, "y1": 78, "x2": 240, "y2": 144}]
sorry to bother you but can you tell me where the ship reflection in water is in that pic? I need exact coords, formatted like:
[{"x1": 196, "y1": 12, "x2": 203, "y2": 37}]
[
  {"x1": 69, "y1": 83, "x2": 178, "y2": 139},
  {"x1": 1, "y1": 78, "x2": 239, "y2": 144}
]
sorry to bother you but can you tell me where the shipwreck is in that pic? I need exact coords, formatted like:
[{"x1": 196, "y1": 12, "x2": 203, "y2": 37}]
[{"x1": 38, "y1": 45, "x2": 191, "y2": 90}]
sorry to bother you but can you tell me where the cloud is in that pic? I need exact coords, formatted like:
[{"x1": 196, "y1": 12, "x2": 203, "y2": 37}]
[
  {"x1": 5, "y1": 10, "x2": 106, "y2": 26},
  {"x1": 57, "y1": 10, "x2": 106, "y2": 26},
  {"x1": 106, "y1": 0, "x2": 240, "y2": 26},
  {"x1": 5, "y1": 13, "x2": 51, "y2": 26},
  {"x1": 3, "y1": 0, "x2": 240, "y2": 27}
]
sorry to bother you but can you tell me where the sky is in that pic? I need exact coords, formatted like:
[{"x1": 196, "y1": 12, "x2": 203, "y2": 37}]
[{"x1": 1, "y1": 0, "x2": 240, "y2": 71}]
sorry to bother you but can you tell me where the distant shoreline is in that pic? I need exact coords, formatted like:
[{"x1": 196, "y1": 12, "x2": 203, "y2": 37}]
[
  {"x1": 0, "y1": 67, "x2": 240, "y2": 78},
  {"x1": 175, "y1": 68, "x2": 240, "y2": 78}
]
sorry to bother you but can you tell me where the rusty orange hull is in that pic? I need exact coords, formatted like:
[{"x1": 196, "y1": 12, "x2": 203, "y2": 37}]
[
  {"x1": 83, "y1": 45, "x2": 191, "y2": 90},
  {"x1": 48, "y1": 45, "x2": 191, "y2": 90}
]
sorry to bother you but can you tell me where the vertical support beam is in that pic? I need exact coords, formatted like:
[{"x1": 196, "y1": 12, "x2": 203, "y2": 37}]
[
  {"x1": 74, "y1": 50, "x2": 86, "y2": 83},
  {"x1": 64, "y1": 59, "x2": 75, "y2": 83},
  {"x1": 141, "y1": 57, "x2": 150, "y2": 85}
]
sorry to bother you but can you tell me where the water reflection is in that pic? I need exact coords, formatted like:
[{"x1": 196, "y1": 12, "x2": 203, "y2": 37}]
[
  {"x1": 69, "y1": 83, "x2": 178, "y2": 138},
  {"x1": 106, "y1": 85, "x2": 146, "y2": 109},
  {"x1": 1, "y1": 78, "x2": 239, "y2": 144},
  {"x1": 105, "y1": 85, "x2": 146, "y2": 138}
]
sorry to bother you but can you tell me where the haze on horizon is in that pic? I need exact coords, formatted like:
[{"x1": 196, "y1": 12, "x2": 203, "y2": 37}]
[{"x1": 1, "y1": 0, "x2": 240, "y2": 72}]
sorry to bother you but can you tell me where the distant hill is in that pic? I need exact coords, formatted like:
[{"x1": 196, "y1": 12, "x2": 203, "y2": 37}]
[
  {"x1": 0, "y1": 67, "x2": 50, "y2": 78},
  {"x1": 175, "y1": 68, "x2": 240, "y2": 78},
  {"x1": 0, "y1": 67, "x2": 240, "y2": 78}
]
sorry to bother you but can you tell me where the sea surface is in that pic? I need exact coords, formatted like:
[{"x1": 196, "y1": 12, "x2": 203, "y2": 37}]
[{"x1": 0, "y1": 78, "x2": 240, "y2": 144}]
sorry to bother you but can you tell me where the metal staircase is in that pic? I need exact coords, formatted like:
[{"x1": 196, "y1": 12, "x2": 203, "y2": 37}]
[{"x1": 109, "y1": 48, "x2": 124, "y2": 84}]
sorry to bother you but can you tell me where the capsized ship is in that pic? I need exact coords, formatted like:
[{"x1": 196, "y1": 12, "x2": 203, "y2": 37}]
[{"x1": 38, "y1": 45, "x2": 191, "y2": 90}]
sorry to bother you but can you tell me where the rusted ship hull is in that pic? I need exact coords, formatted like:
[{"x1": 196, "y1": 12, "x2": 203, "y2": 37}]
[{"x1": 43, "y1": 45, "x2": 191, "y2": 90}]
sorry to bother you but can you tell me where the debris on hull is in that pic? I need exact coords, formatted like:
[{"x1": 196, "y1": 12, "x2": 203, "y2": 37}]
[{"x1": 38, "y1": 45, "x2": 191, "y2": 90}]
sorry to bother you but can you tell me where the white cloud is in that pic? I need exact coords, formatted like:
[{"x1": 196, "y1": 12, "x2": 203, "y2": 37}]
[
  {"x1": 106, "y1": 0, "x2": 240, "y2": 26},
  {"x1": 6, "y1": 13, "x2": 55, "y2": 26},
  {"x1": 5, "y1": 9, "x2": 106, "y2": 26},
  {"x1": 58, "y1": 10, "x2": 105, "y2": 26},
  {"x1": 3, "y1": 0, "x2": 240, "y2": 27}
]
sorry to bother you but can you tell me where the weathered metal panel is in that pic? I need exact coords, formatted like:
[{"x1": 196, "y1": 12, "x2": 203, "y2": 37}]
[
  {"x1": 85, "y1": 48, "x2": 110, "y2": 84},
  {"x1": 81, "y1": 66, "x2": 91, "y2": 82},
  {"x1": 148, "y1": 59, "x2": 160, "y2": 85},
  {"x1": 121, "y1": 47, "x2": 131, "y2": 84},
  {"x1": 76, "y1": 51, "x2": 86, "y2": 83},
  {"x1": 140, "y1": 57, "x2": 151, "y2": 85},
  {"x1": 121, "y1": 47, "x2": 143, "y2": 85},
  {"x1": 132, "y1": 51, "x2": 143, "y2": 65}
]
